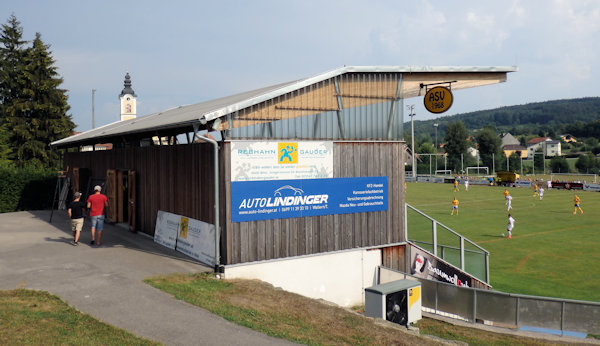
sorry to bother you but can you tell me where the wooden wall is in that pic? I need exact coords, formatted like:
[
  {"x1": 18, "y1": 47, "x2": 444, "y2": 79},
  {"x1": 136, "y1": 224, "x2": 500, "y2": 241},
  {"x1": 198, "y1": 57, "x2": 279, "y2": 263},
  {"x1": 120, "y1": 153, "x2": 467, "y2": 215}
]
[
  {"x1": 64, "y1": 144, "x2": 215, "y2": 235},
  {"x1": 65, "y1": 140, "x2": 406, "y2": 266},
  {"x1": 223, "y1": 141, "x2": 406, "y2": 264}
]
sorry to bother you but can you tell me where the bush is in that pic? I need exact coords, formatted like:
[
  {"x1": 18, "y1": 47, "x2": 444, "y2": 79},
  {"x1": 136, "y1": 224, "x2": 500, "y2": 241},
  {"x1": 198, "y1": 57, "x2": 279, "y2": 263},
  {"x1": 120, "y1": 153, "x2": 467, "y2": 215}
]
[{"x1": 0, "y1": 164, "x2": 57, "y2": 213}]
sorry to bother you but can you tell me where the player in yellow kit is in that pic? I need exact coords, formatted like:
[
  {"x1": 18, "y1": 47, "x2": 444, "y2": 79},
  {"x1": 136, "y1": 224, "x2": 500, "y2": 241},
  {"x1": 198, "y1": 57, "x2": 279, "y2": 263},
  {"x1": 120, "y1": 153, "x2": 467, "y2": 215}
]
[
  {"x1": 573, "y1": 195, "x2": 583, "y2": 214},
  {"x1": 504, "y1": 189, "x2": 509, "y2": 204},
  {"x1": 533, "y1": 183, "x2": 539, "y2": 197},
  {"x1": 451, "y1": 197, "x2": 459, "y2": 215},
  {"x1": 453, "y1": 179, "x2": 459, "y2": 192}
]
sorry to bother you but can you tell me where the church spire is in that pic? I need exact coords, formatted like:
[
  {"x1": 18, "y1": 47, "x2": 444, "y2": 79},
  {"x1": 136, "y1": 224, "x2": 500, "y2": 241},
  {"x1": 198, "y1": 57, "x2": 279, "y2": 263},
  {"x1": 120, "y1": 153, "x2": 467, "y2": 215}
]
[
  {"x1": 119, "y1": 71, "x2": 137, "y2": 121},
  {"x1": 120, "y1": 72, "x2": 137, "y2": 97}
]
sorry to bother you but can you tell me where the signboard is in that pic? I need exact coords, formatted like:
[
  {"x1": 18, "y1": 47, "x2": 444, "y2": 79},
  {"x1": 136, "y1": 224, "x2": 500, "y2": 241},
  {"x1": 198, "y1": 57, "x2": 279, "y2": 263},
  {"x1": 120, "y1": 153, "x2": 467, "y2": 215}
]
[
  {"x1": 584, "y1": 183, "x2": 600, "y2": 192},
  {"x1": 154, "y1": 210, "x2": 178, "y2": 249},
  {"x1": 154, "y1": 210, "x2": 216, "y2": 266},
  {"x1": 410, "y1": 245, "x2": 472, "y2": 287},
  {"x1": 423, "y1": 86, "x2": 453, "y2": 114},
  {"x1": 231, "y1": 176, "x2": 388, "y2": 222},
  {"x1": 230, "y1": 141, "x2": 333, "y2": 181}
]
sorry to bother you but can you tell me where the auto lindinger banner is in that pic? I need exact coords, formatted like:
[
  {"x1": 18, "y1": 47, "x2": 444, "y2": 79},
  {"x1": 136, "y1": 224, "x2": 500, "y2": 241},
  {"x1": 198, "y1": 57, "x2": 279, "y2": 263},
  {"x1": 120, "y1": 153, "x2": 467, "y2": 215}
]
[{"x1": 231, "y1": 176, "x2": 388, "y2": 222}]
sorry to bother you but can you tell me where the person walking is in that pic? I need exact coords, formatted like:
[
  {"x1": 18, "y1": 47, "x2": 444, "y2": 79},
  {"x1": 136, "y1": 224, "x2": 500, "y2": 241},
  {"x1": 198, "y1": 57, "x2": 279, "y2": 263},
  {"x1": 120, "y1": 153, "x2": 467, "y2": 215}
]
[
  {"x1": 573, "y1": 194, "x2": 583, "y2": 215},
  {"x1": 464, "y1": 178, "x2": 469, "y2": 192},
  {"x1": 539, "y1": 187, "x2": 544, "y2": 200},
  {"x1": 67, "y1": 192, "x2": 86, "y2": 245},
  {"x1": 506, "y1": 193, "x2": 513, "y2": 211},
  {"x1": 506, "y1": 213, "x2": 515, "y2": 239},
  {"x1": 87, "y1": 185, "x2": 109, "y2": 246}
]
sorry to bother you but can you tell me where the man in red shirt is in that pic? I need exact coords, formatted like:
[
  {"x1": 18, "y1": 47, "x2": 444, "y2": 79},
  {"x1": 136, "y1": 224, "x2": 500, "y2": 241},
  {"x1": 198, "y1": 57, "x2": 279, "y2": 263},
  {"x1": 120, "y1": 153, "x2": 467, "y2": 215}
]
[{"x1": 87, "y1": 185, "x2": 109, "y2": 246}]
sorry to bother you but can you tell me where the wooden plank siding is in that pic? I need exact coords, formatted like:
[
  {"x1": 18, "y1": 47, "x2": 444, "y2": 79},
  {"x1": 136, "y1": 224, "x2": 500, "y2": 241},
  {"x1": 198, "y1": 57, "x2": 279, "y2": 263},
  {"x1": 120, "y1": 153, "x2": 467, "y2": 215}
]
[
  {"x1": 224, "y1": 141, "x2": 406, "y2": 265},
  {"x1": 65, "y1": 140, "x2": 406, "y2": 266},
  {"x1": 64, "y1": 144, "x2": 215, "y2": 236}
]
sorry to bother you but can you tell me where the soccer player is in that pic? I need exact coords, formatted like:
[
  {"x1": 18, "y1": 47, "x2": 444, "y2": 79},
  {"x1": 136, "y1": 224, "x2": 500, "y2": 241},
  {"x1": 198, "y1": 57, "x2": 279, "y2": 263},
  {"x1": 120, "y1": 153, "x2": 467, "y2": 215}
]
[
  {"x1": 506, "y1": 213, "x2": 515, "y2": 239},
  {"x1": 539, "y1": 187, "x2": 544, "y2": 200},
  {"x1": 453, "y1": 179, "x2": 459, "y2": 192},
  {"x1": 533, "y1": 183, "x2": 539, "y2": 197},
  {"x1": 573, "y1": 195, "x2": 583, "y2": 214},
  {"x1": 464, "y1": 178, "x2": 469, "y2": 191},
  {"x1": 451, "y1": 196, "x2": 459, "y2": 215},
  {"x1": 506, "y1": 193, "x2": 513, "y2": 211},
  {"x1": 504, "y1": 189, "x2": 509, "y2": 204}
]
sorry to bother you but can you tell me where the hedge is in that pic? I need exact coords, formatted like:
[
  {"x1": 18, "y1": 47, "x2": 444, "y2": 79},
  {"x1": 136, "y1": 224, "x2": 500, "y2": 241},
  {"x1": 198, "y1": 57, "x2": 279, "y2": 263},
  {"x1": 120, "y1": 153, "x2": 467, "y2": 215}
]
[{"x1": 0, "y1": 164, "x2": 57, "y2": 213}]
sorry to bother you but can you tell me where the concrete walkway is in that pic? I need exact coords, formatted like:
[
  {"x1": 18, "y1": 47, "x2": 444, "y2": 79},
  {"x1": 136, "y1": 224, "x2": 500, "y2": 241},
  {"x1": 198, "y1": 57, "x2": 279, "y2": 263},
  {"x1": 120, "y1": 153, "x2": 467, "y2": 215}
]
[{"x1": 0, "y1": 210, "x2": 293, "y2": 346}]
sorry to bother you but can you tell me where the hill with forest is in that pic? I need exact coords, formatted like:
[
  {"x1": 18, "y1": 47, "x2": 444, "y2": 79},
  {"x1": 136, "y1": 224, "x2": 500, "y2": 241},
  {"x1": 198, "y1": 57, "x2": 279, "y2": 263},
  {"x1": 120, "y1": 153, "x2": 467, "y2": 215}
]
[{"x1": 410, "y1": 97, "x2": 600, "y2": 139}]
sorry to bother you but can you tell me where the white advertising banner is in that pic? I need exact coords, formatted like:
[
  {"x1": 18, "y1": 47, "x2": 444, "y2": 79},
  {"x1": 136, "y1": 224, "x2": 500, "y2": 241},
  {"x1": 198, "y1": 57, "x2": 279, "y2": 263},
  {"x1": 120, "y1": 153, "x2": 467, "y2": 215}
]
[
  {"x1": 154, "y1": 210, "x2": 216, "y2": 267},
  {"x1": 230, "y1": 141, "x2": 333, "y2": 181},
  {"x1": 154, "y1": 210, "x2": 178, "y2": 249}
]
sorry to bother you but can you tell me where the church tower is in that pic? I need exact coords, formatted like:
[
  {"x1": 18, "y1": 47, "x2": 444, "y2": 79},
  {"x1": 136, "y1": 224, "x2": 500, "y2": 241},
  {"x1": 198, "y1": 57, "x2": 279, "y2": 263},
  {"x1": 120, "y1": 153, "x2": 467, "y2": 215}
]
[{"x1": 119, "y1": 72, "x2": 137, "y2": 121}]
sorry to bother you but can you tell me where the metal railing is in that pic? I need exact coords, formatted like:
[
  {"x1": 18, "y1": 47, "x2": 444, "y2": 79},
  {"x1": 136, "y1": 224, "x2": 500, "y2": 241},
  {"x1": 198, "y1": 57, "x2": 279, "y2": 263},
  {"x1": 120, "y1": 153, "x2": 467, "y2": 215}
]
[
  {"x1": 405, "y1": 203, "x2": 490, "y2": 283},
  {"x1": 379, "y1": 267, "x2": 600, "y2": 335}
]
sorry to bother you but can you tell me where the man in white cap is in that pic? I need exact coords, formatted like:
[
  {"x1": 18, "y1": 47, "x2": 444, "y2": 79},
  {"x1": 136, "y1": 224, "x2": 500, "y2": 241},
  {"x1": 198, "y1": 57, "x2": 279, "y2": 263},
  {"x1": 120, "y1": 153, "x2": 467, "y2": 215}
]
[
  {"x1": 87, "y1": 185, "x2": 109, "y2": 246},
  {"x1": 67, "y1": 191, "x2": 86, "y2": 245}
]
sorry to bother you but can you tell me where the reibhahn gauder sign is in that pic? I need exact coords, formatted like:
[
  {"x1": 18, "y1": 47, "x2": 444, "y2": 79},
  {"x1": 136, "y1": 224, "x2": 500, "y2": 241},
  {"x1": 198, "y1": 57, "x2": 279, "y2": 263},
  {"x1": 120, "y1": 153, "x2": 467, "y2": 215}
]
[{"x1": 231, "y1": 177, "x2": 388, "y2": 222}]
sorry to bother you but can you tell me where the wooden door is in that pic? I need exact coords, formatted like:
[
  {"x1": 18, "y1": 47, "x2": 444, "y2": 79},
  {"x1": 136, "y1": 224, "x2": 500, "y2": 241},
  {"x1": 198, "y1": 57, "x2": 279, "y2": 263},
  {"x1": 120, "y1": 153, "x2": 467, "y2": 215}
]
[
  {"x1": 106, "y1": 169, "x2": 117, "y2": 222},
  {"x1": 128, "y1": 170, "x2": 136, "y2": 232},
  {"x1": 117, "y1": 170, "x2": 125, "y2": 223},
  {"x1": 72, "y1": 167, "x2": 79, "y2": 194}
]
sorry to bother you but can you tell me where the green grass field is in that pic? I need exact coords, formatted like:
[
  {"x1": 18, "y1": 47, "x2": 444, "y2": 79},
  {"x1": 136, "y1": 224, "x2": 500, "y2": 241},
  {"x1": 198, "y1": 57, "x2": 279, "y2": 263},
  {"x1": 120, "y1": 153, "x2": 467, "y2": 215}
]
[{"x1": 405, "y1": 181, "x2": 600, "y2": 302}]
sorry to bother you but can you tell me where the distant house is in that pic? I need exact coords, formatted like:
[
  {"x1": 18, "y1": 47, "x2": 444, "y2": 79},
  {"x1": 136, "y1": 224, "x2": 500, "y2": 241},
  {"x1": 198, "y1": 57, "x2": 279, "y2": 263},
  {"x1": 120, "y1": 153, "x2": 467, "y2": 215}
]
[
  {"x1": 560, "y1": 134, "x2": 577, "y2": 143},
  {"x1": 467, "y1": 147, "x2": 479, "y2": 158},
  {"x1": 526, "y1": 137, "x2": 561, "y2": 158},
  {"x1": 499, "y1": 133, "x2": 526, "y2": 158},
  {"x1": 500, "y1": 133, "x2": 520, "y2": 147},
  {"x1": 503, "y1": 144, "x2": 527, "y2": 158}
]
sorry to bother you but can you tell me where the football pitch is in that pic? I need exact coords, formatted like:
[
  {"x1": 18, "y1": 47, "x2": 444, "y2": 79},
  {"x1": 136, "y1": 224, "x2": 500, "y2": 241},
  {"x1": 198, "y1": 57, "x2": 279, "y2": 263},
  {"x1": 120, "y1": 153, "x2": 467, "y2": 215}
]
[{"x1": 405, "y1": 181, "x2": 600, "y2": 302}]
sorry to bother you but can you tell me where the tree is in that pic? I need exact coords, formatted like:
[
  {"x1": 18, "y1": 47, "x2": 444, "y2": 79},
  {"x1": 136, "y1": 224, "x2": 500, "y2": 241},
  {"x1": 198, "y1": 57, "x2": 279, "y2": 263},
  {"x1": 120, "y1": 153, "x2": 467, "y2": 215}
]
[
  {"x1": 1, "y1": 16, "x2": 74, "y2": 168},
  {"x1": 507, "y1": 152, "x2": 521, "y2": 172},
  {"x1": 0, "y1": 14, "x2": 29, "y2": 164},
  {"x1": 550, "y1": 156, "x2": 569, "y2": 173},
  {"x1": 475, "y1": 127, "x2": 501, "y2": 170},
  {"x1": 533, "y1": 148, "x2": 545, "y2": 173},
  {"x1": 0, "y1": 123, "x2": 11, "y2": 164},
  {"x1": 575, "y1": 153, "x2": 598, "y2": 174},
  {"x1": 443, "y1": 121, "x2": 469, "y2": 172}
]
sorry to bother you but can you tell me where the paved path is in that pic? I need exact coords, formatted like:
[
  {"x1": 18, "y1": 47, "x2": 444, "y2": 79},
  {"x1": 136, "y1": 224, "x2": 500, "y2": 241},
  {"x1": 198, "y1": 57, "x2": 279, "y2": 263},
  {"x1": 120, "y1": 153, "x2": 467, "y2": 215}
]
[{"x1": 0, "y1": 210, "x2": 293, "y2": 345}]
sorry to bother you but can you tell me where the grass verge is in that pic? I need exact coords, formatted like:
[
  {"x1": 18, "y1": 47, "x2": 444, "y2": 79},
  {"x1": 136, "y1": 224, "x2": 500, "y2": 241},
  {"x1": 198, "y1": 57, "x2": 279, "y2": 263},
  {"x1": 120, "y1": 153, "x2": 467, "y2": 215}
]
[
  {"x1": 145, "y1": 273, "x2": 584, "y2": 345},
  {"x1": 0, "y1": 289, "x2": 157, "y2": 345}
]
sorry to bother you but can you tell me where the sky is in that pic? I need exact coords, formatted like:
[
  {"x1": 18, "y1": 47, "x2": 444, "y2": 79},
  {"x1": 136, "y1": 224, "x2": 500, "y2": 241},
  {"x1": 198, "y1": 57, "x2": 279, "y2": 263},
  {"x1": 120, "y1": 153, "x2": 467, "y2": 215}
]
[{"x1": 2, "y1": 0, "x2": 599, "y2": 131}]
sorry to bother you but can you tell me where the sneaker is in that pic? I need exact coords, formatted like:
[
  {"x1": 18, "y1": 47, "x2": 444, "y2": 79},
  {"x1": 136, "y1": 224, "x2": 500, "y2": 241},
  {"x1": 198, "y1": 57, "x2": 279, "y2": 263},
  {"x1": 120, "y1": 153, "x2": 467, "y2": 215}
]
[
  {"x1": 71, "y1": 241, "x2": 79, "y2": 246},
  {"x1": 90, "y1": 240, "x2": 95, "y2": 245}
]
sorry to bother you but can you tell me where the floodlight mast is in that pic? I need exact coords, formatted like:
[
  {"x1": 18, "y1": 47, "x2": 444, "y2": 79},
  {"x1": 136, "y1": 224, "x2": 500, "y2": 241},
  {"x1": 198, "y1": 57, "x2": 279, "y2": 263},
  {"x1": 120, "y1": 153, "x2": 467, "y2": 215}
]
[
  {"x1": 433, "y1": 123, "x2": 439, "y2": 173},
  {"x1": 407, "y1": 105, "x2": 416, "y2": 178}
]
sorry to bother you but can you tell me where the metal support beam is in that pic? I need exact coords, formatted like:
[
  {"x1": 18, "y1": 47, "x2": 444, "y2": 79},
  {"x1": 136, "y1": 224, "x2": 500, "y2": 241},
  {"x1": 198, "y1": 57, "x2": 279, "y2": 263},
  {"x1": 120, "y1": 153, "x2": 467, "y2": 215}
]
[
  {"x1": 460, "y1": 236, "x2": 465, "y2": 270},
  {"x1": 333, "y1": 78, "x2": 346, "y2": 139},
  {"x1": 432, "y1": 221, "x2": 438, "y2": 256},
  {"x1": 200, "y1": 134, "x2": 221, "y2": 273}
]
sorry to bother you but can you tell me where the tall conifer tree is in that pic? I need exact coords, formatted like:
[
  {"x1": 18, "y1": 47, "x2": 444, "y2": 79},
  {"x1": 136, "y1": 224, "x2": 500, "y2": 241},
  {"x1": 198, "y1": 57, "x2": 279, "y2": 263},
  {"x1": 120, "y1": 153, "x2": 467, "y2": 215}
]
[
  {"x1": 0, "y1": 15, "x2": 74, "y2": 167},
  {"x1": 0, "y1": 14, "x2": 28, "y2": 164},
  {"x1": 17, "y1": 32, "x2": 74, "y2": 167}
]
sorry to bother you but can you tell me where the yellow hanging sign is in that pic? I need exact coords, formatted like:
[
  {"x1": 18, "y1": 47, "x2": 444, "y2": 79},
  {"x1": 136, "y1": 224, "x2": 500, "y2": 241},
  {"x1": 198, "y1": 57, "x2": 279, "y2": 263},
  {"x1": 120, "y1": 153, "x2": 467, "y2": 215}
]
[{"x1": 423, "y1": 86, "x2": 453, "y2": 114}]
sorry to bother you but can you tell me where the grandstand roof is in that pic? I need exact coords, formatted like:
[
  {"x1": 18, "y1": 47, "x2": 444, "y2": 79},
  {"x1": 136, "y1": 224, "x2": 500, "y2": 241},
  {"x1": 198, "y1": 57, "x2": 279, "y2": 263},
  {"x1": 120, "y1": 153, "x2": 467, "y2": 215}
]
[{"x1": 51, "y1": 65, "x2": 517, "y2": 148}]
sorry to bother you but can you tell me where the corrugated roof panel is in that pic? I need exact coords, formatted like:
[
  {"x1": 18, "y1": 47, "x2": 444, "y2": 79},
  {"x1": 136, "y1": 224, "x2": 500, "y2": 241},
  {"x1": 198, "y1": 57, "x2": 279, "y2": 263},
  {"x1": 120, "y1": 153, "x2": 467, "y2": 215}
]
[{"x1": 51, "y1": 65, "x2": 517, "y2": 148}]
